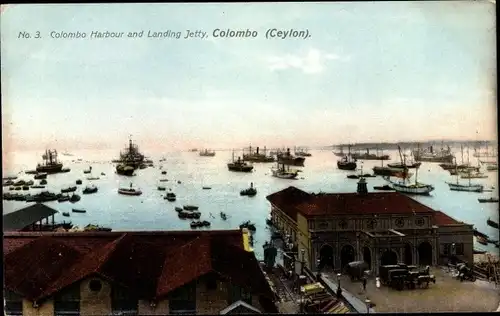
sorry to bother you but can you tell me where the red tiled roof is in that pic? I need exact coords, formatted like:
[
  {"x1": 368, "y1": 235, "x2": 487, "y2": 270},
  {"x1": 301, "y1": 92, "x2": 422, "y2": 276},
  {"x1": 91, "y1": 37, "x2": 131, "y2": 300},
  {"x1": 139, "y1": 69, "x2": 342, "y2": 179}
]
[
  {"x1": 432, "y1": 211, "x2": 463, "y2": 226},
  {"x1": 266, "y1": 186, "x2": 313, "y2": 220},
  {"x1": 3, "y1": 230, "x2": 273, "y2": 303},
  {"x1": 267, "y1": 186, "x2": 436, "y2": 218},
  {"x1": 156, "y1": 237, "x2": 213, "y2": 297}
]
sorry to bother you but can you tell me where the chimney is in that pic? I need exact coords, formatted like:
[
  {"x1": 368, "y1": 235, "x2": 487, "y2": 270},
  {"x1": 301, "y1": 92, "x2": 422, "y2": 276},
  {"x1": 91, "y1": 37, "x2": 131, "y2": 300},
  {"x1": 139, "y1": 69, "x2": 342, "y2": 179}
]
[
  {"x1": 256, "y1": 147, "x2": 259, "y2": 154},
  {"x1": 357, "y1": 177, "x2": 368, "y2": 195}
]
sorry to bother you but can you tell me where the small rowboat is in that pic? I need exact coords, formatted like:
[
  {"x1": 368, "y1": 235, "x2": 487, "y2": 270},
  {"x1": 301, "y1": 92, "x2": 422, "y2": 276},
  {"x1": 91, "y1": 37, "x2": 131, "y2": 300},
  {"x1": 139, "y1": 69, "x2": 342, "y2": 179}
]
[
  {"x1": 118, "y1": 183, "x2": 142, "y2": 196},
  {"x1": 478, "y1": 197, "x2": 499, "y2": 203},
  {"x1": 72, "y1": 208, "x2": 87, "y2": 213}
]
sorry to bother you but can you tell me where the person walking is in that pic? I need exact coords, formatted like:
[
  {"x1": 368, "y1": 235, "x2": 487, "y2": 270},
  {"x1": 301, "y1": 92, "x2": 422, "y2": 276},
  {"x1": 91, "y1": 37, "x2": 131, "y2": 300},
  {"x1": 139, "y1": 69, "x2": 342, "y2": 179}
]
[{"x1": 363, "y1": 276, "x2": 367, "y2": 292}]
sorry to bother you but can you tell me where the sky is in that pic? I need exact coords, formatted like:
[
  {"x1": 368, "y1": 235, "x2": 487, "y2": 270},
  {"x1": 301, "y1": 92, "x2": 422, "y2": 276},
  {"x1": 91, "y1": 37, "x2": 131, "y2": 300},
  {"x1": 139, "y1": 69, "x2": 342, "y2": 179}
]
[{"x1": 1, "y1": 2, "x2": 497, "y2": 153}]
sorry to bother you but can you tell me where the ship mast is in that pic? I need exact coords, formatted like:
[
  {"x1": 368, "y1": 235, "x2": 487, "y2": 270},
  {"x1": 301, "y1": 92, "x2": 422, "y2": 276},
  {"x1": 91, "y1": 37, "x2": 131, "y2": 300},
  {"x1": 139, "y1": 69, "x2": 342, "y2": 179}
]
[
  {"x1": 413, "y1": 155, "x2": 418, "y2": 185},
  {"x1": 461, "y1": 144, "x2": 464, "y2": 165}
]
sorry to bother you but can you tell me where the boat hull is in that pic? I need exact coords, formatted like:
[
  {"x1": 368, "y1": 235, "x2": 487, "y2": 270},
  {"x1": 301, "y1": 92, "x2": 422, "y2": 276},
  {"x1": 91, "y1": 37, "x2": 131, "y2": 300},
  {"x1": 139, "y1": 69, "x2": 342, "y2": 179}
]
[
  {"x1": 352, "y1": 154, "x2": 390, "y2": 161},
  {"x1": 277, "y1": 157, "x2": 305, "y2": 166},
  {"x1": 243, "y1": 155, "x2": 275, "y2": 163},
  {"x1": 487, "y1": 219, "x2": 499, "y2": 229},
  {"x1": 36, "y1": 164, "x2": 63, "y2": 174},
  {"x1": 372, "y1": 166, "x2": 407, "y2": 177},
  {"x1": 387, "y1": 162, "x2": 421, "y2": 169},
  {"x1": 390, "y1": 183, "x2": 435, "y2": 195},
  {"x1": 414, "y1": 154, "x2": 454, "y2": 163},
  {"x1": 227, "y1": 164, "x2": 254, "y2": 172},
  {"x1": 271, "y1": 170, "x2": 298, "y2": 179},
  {"x1": 116, "y1": 165, "x2": 135, "y2": 176},
  {"x1": 460, "y1": 173, "x2": 488, "y2": 179},
  {"x1": 385, "y1": 177, "x2": 435, "y2": 195},
  {"x1": 446, "y1": 182, "x2": 483, "y2": 192},
  {"x1": 337, "y1": 161, "x2": 357, "y2": 171},
  {"x1": 478, "y1": 198, "x2": 499, "y2": 203},
  {"x1": 118, "y1": 189, "x2": 142, "y2": 196}
]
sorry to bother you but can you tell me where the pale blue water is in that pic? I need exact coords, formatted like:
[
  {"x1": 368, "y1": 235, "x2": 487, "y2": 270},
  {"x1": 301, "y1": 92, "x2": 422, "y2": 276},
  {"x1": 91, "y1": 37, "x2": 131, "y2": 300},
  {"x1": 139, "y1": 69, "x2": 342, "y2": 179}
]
[{"x1": 3, "y1": 149, "x2": 499, "y2": 259}]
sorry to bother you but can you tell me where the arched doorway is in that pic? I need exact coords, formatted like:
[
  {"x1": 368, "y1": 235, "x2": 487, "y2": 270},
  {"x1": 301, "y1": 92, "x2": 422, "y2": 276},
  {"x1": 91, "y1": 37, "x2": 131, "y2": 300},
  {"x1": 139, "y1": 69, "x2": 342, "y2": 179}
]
[
  {"x1": 363, "y1": 247, "x2": 372, "y2": 269},
  {"x1": 404, "y1": 243, "x2": 413, "y2": 265},
  {"x1": 318, "y1": 245, "x2": 334, "y2": 271},
  {"x1": 340, "y1": 245, "x2": 355, "y2": 269},
  {"x1": 380, "y1": 250, "x2": 398, "y2": 266},
  {"x1": 418, "y1": 242, "x2": 433, "y2": 266}
]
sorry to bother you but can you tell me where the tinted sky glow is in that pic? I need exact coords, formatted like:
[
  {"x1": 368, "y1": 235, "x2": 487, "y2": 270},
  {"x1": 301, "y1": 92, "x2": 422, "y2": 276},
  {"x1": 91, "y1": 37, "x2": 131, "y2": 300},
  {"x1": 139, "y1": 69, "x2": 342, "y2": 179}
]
[{"x1": 1, "y1": 2, "x2": 497, "y2": 152}]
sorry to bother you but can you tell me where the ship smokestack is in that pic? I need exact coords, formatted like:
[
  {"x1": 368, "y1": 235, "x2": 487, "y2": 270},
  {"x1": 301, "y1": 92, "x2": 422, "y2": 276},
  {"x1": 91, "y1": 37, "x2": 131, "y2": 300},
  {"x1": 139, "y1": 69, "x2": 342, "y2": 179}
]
[
  {"x1": 256, "y1": 147, "x2": 259, "y2": 154},
  {"x1": 357, "y1": 177, "x2": 368, "y2": 195}
]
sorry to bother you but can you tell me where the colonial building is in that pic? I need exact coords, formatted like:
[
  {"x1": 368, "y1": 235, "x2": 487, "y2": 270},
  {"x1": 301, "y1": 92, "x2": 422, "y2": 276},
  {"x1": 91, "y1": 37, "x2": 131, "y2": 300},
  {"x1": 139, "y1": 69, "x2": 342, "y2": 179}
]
[
  {"x1": 266, "y1": 179, "x2": 474, "y2": 274},
  {"x1": 3, "y1": 229, "x2": 278, "y2": 315}
]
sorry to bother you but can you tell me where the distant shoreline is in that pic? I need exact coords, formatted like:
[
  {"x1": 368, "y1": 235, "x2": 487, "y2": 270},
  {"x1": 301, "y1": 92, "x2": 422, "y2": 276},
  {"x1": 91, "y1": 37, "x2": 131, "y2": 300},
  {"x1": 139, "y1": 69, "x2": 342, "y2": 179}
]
[{"x1": 327, "y1": 140, "x2": 497, "y2": 151}]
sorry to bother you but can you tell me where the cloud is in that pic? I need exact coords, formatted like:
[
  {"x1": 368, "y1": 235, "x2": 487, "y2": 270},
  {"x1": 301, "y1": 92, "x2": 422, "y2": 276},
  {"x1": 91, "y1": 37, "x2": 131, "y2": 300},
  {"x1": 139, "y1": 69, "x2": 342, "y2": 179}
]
[{"x1": 267, "y1": 48, "x2": 348, "y2": 74}]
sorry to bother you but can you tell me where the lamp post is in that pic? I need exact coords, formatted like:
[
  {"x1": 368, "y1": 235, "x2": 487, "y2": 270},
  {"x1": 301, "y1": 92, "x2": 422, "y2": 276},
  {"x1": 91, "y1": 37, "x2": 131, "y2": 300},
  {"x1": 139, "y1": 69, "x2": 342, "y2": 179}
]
[{"x1": 365, "y1": 299, "x2": 371, "y2": 314}]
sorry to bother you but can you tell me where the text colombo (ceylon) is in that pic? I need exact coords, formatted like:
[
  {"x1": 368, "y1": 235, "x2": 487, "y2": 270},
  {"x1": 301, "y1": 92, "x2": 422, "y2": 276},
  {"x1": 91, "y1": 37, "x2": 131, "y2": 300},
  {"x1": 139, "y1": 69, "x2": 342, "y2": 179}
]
[{"x1": 212, "y1": 28, "x2": 310, "y2": 39}]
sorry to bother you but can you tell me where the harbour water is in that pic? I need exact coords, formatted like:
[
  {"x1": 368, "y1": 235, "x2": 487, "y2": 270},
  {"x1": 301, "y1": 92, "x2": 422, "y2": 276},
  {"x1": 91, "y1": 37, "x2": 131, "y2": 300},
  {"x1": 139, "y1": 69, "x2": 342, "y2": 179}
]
[{"x1": 3, "y1": 148, "x2": 499, "y2": 260}]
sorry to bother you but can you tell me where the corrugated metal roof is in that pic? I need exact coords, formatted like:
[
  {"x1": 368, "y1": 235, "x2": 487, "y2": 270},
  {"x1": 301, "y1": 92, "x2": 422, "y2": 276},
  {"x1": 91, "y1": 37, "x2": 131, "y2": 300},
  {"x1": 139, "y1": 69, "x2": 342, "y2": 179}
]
[{"x1": 3, "y1": 203, "x2": 58, "y2": 231}]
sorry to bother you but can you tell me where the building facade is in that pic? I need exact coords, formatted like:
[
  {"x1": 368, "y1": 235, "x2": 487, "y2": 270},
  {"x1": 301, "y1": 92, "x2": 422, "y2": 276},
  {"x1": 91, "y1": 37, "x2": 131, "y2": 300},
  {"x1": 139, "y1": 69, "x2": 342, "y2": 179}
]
[
  {"x1": 3, "y1": 230, "x2": 278, "y2": 316},
  {"x1": 266, "y1": 182, "x2": 474, "y2": 274}
]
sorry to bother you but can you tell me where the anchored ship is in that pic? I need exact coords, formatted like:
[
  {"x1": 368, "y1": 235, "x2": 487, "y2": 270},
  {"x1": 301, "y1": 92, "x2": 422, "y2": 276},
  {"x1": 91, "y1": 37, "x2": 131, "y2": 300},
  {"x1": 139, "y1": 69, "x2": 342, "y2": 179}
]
[
  {"x1": 446, "y1": 158, "x2": 484, "y2": 192},
  {"x1": 294, "y1": 147, "x2": 312, "y2": 157},
  {"x1": 199, "y1": 149, "x2": 216, "y2": 157},
  {"x1": 242, "y1": 146, "x2": 275, "y2": 163},
  {"x1": 412, "y1": 143, "x2": 454, "y2": 163},
  {"x1": 337, "y1": 145, "x2": 357, "y2": 171},
  {"x1": 351, "y1": 148, "x2": 390, "y2": 161},
  {"x1": 114, "y1": 136, "x2": 146, "y2": 175},
  {"x1": 277, "y1": 148, "x2": 305, "y2": 166},
  {"x1": 271, "y1": 162, "x2": 298, "y2": 179},
  {"x1": 36, "y1": 149, "x2": 64, "y2": 174},
  {"x1": 384, "y1": 147, "x2": 434, "y2": 195},
  {"x1": 227, "y1": 152, "x2": 254, "y2": 172}
]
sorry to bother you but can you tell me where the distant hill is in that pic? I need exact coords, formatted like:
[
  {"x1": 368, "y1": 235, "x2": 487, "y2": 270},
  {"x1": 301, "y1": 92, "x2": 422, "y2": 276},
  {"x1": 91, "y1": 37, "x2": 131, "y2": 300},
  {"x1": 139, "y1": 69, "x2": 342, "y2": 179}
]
[{"x1": 320, "y1": 140, "x2": 497, "y2": 151}]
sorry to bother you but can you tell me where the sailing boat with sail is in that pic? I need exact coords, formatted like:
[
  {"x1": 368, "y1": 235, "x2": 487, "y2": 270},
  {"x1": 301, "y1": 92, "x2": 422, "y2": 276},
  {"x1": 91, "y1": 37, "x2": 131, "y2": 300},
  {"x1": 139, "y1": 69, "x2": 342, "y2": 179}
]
[
  {"x1": 384, "y1": 146, "x2": 434, "y2": 195},
  {"x1": 446, "y1": 158, "x2": 484, "y2": 192}
]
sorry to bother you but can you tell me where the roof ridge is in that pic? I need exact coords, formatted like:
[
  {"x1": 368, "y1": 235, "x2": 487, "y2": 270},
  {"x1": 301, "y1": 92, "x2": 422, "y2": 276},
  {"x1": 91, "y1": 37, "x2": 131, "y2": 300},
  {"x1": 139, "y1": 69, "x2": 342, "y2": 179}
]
[
  {"x1": 155, "y1": 236, "x2": 213, "y2": 298},
  {"x1": 93, "y1": 232, "x2": 129, "y2": 274},
  {"x1": 32, "y1": 233, "x2": 129, "y2": 301},
  {"x1": 5, "y1": 236, "x2": 83, "y2": 299}
]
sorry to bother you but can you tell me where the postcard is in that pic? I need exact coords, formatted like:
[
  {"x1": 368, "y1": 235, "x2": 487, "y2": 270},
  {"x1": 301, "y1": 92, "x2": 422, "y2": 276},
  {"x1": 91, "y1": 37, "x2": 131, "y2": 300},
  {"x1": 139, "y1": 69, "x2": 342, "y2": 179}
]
[{"x1": 1, "y1": 2, "x2": 498, "y2": 314}]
